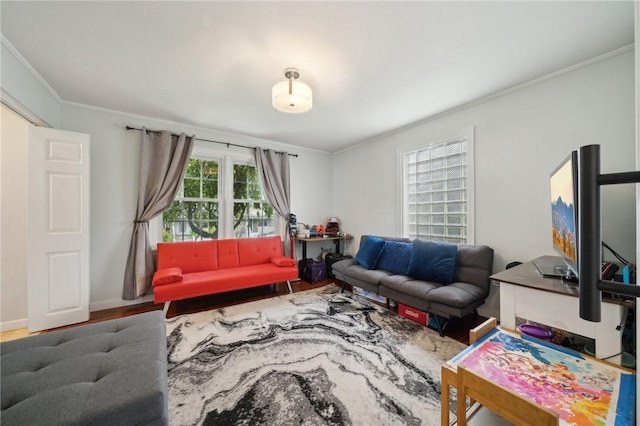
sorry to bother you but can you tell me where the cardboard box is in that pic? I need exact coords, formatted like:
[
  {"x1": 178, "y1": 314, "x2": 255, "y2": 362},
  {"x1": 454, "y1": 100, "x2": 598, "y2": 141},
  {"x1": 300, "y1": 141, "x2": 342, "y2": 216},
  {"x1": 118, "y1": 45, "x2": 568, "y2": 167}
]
[{"x1": 398, "y1": 304, "x2": 429, "y2": 326}]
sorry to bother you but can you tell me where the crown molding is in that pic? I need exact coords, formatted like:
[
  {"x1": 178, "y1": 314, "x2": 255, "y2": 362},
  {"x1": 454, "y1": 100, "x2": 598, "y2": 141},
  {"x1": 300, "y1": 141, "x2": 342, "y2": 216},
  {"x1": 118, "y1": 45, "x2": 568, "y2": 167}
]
[
  {"x1": 1, "y1": 34, "x2": 63, "y2": 104},
  {"x1": 335, "y1": 44, "x2": 635, "y2": 155},
  {"x1": 60, "y1": 99, "x2": 333, "y2": 156}
]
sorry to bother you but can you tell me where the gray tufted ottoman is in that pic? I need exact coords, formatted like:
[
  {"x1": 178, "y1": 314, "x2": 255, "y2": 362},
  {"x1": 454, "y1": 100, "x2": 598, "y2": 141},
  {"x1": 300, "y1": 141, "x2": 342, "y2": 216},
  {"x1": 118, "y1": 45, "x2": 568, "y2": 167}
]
[{"x1": 1, "y1": 311, "x2": 168, "y2": 425}]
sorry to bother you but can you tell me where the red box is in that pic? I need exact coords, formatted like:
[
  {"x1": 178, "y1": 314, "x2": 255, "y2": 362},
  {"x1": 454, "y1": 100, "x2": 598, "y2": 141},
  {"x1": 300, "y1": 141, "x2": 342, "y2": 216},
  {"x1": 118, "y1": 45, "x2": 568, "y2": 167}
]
[{"x1": 398, "y1": 304, "x2": 429, "y2": 326}]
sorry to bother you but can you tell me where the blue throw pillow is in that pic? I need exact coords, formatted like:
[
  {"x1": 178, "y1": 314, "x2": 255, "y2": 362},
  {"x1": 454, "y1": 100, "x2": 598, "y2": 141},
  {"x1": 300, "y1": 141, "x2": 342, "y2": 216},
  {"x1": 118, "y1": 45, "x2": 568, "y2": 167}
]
[
  {"x1": 375, "y1": 241, "x2": 412, "y2": 275},
  {"x1": 354, "y1": 236, "x2": 386, "y2": 269},
  {"x1": 407, "y1": 239, "x2": 457, "y2": 284}
]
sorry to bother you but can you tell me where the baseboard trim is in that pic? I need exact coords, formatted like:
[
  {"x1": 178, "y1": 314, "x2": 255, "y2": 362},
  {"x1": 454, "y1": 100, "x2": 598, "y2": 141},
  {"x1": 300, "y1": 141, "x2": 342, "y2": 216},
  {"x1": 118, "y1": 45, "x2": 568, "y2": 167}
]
[
  {"x1": 89, "y1": 295, "x2": 154, "y2": 312},
  {"x1": 1, "y1": 318, "x2": 28, "y2": 332}
]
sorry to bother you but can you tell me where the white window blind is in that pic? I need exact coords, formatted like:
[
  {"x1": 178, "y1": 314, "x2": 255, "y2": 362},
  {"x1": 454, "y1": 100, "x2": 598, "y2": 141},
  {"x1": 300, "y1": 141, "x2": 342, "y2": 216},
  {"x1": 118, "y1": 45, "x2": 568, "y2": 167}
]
[{"x1": 402, "y1": 131, "x2": 474, "y2": 244}]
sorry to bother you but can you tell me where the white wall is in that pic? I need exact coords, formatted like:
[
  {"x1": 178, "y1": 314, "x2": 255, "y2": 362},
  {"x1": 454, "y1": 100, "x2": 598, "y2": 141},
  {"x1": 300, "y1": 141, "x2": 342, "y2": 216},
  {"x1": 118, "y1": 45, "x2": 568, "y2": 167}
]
[
  {"x1": 333, "y1": 50, "x2": 636, "y2": 272},
  {"x1": 59, "y1": 104, "x2": 334, "y2": 311},
  {"x1": 0, "y1": 106, "x2": 29, "y2": 330}
]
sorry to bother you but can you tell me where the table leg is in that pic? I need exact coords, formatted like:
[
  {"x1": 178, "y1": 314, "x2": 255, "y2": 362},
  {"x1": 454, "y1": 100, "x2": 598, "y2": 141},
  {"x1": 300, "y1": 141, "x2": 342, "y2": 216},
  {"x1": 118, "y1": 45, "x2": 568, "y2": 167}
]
[{"x1": 441, "y1": 365, "x2": 455, "y2": 426}]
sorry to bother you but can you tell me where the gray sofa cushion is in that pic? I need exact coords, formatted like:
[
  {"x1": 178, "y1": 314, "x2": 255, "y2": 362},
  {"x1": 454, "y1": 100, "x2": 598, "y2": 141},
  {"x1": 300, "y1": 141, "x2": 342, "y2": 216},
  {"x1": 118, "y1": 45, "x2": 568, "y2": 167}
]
[
  {"x1": 331, "y1": 258, "x2": 357, "y2": 277},
  {"x1": 1, "y1": 311, "x2": 168, "y2": 426},
  {"x1": 453, "y1": 244, "x2": 494, "y2": 295},
  {"x1": 426, "y1": 281, "x2": 487, "y2": 308},
  {"x1": 349, "y1": 267, "x2": 393, "y2": 284},
  {"x1": 378, "y1": 275, "x2": 440, "y2": 299}
]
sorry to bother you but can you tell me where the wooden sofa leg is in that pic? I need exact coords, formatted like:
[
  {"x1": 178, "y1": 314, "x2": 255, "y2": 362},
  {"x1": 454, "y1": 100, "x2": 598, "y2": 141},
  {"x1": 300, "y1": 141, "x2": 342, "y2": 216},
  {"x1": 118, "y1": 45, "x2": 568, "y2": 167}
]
[
  {"x1": 286, "y1": 280, "x2": 293, "y2": 294},
  {"x1": 162, "y1": 301, "x2": 171, "y2": 316}
]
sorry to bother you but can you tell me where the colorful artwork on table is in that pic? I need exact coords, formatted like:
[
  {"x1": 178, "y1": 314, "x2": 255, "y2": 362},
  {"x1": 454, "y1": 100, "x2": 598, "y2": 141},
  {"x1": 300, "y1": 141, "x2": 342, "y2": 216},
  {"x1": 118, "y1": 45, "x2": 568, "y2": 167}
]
[{"x1": 451, "y1": 329, "x2": 636, "y2": 426}]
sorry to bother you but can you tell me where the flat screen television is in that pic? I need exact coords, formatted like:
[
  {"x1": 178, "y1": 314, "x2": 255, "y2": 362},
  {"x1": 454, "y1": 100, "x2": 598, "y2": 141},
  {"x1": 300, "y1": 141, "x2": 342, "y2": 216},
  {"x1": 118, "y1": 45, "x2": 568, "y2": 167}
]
[{"x1": 550, "y1": 151, "x2": 579, "y2": 279}]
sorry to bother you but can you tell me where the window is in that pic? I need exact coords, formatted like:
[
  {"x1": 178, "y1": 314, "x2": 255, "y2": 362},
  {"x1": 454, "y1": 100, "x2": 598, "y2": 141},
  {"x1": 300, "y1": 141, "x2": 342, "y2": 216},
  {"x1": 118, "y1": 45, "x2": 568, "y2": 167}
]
[
  {"x1": 159, "y1": 146, "x2": 275, "y2": 243},
  {"x1": 162, "y1": 159, "x2": 220, "y2": 242},
  {"x1": 231, "y1": 162, "x2": 276, "y2": 238},
  {"x1": 401, "y1": 129, "x2": 474, "y2": 244}
]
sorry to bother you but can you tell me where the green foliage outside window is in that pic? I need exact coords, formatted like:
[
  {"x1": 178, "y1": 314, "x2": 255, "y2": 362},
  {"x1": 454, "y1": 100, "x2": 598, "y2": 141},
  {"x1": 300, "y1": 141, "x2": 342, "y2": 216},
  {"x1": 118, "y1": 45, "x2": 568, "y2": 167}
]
[{"x1": 162, "y1": 159, "x2": 274, "y2": 242}]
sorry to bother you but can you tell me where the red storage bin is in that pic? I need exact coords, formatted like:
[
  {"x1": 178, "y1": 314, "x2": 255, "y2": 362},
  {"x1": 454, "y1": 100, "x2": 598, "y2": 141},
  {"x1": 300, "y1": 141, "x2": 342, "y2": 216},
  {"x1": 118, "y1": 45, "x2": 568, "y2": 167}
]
[{"x1": 398, "y1": 304, "x2": 429, "y2": 326}]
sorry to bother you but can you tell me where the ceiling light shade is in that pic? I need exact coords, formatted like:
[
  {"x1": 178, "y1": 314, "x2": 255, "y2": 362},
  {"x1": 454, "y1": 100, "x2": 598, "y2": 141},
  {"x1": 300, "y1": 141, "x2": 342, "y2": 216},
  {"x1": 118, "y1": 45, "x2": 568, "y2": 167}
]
[{"x1": 272, "y1": 68, "x2": 312, "y2": 114}]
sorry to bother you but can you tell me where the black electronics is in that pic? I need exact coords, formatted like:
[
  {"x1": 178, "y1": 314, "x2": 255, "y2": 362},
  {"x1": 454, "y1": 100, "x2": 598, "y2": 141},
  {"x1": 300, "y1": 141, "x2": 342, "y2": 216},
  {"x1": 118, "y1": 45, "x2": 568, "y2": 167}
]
[
  {"x1": 550, "y1": 151, "x2": 579, "y2": 279},
  {"x1": 600, "y1": 262, "x2": 618, "y2": 281},
  {"x1": 288, "y1": 213, "x2": 297, "y2": 236}
]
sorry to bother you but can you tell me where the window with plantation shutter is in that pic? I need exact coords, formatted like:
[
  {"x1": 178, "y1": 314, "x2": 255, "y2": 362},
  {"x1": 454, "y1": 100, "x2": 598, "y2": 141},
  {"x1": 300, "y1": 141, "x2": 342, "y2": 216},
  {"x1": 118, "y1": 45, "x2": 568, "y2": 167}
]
[{"x1": 401, "y1": 129, "x2": 474, "y2": 244}]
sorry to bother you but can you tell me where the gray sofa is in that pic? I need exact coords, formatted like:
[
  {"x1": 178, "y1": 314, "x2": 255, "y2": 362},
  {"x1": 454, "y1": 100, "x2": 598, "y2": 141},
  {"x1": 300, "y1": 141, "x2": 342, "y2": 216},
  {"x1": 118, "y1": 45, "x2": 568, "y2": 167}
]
[
  {"x1": 1, "y1": 311, "x2": 168, "y2": 425},
  {"x1": 332, "y1": 235, "x2": 494, "y2": 335}
]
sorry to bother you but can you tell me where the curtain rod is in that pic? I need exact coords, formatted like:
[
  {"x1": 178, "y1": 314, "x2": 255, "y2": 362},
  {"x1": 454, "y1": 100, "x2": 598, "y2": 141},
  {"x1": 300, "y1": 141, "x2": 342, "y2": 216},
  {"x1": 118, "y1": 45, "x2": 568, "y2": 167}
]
[{"x1": 125, "y1": 126, "x2": 298, "y2": 157}]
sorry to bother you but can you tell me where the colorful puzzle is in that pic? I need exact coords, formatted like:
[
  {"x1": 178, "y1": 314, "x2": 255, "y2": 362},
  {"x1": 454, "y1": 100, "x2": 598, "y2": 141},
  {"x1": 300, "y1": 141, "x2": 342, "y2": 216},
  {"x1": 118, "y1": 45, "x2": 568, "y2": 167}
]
[{"x1": 450, "y1": 329, "x2": 636, "y2": 426}]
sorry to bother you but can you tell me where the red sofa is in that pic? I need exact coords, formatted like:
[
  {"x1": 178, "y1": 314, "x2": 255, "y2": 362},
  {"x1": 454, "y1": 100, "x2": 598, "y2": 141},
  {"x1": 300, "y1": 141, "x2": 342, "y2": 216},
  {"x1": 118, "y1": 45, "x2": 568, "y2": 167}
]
[{"x1": 152, "y1": 236, "x2": 298, "y2": 314}]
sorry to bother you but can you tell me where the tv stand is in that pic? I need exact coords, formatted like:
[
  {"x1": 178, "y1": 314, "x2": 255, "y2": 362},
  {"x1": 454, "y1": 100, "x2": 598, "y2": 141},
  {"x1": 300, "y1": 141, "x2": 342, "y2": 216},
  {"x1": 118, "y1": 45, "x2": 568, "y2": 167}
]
[{"x1": 492, "y1": 255, "x2": 633, "y2": 366}]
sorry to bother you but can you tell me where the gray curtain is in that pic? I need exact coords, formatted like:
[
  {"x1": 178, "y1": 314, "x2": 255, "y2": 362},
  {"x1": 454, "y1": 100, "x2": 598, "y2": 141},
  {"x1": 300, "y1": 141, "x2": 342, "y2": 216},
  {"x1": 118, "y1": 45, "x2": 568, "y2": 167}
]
[
  {"x1": 123, "y1": 128, "x2": 195, "y2": 299},
  {"x1": 255, "y1": 147, "x2": 291, "y2": 247}
]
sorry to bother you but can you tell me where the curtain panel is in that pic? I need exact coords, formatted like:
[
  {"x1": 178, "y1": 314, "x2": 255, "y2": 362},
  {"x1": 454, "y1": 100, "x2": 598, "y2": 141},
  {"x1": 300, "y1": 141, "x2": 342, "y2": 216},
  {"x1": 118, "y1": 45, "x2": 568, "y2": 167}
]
[
  {"x1": 255, "y1": 147, "x2": 291, "y2": 251},
  {"x1": 123, "y1": 129, "x2": 195, "y2": 299}
]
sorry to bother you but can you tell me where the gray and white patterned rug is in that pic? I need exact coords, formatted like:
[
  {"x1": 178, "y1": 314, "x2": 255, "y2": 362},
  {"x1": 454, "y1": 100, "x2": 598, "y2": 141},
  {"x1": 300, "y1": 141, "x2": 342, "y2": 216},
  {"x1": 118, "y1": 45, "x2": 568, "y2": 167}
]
[{"x1": 166, "y1": 284, "x2": 466, "y2": 426}]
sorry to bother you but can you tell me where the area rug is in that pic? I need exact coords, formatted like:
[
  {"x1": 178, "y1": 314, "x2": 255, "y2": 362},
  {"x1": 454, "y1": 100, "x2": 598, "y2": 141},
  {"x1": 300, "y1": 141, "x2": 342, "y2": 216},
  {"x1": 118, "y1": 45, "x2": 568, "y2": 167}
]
[{"x1": 165, "y1": 284, "x2": 467, "y2": 425}]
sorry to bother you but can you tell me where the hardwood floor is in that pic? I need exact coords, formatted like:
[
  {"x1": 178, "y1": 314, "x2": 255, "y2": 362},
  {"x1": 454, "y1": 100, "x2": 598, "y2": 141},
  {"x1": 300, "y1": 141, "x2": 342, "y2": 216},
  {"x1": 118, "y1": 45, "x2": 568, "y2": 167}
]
[{"x1": 2, "y1": 279, "x2": 486, "y2": 345}]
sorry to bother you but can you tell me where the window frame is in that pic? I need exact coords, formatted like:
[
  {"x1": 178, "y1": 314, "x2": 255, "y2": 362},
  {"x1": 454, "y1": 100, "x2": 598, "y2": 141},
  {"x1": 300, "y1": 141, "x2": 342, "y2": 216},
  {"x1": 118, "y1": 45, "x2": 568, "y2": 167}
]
[
  {"x1": 149, "y1": 143, "x2": 276, "y2": 246},
  {"x1": 398, "y1": 127, "x2": 475, "y2": 244}
]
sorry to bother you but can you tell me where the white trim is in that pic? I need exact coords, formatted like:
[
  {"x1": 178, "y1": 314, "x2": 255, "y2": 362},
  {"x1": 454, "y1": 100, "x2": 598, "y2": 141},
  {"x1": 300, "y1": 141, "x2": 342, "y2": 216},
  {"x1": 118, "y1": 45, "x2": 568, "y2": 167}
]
[
  {"x1": 336, "y1": 44, "x2": 634, "y2": 155},
  {"x1": 466, "y1": 127, "x2": 475, "y2": 244},
  {"x1": 1, "y1": 318, "x2": 28, "y2": 332},
  {"x1": 0, "y1": 90, "x2": 51, "y2": 127},
  {"x1": 88, "y1": 295, "x2": 154, "y2": 312},
  {"x1": 1, "y1": 35, "x2": 63, "y2": 104},
  {"x1": 61, "y1": 100, "x2": 315, "y2": 155}
]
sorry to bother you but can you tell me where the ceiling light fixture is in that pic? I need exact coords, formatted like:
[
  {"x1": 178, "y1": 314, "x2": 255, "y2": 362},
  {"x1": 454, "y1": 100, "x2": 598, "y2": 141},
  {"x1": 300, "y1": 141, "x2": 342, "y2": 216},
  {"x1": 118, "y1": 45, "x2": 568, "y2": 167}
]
[{"x1": 272, "y1": 67, "x2": 312, "y2": 114}]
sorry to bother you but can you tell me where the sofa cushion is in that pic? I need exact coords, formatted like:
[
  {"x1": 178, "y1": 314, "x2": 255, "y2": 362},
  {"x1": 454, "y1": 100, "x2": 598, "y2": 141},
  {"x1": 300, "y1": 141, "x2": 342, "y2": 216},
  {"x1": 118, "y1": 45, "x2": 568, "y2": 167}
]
[
  {"x1": 238, "y1": 236, "x2": 283, "y2": 267},
  {"x1": 379, "y1": 275, "x2": 441, "y2": 299},
  {"x1": 331, "y1": 258, "x2": 357, "y2": 275},
  {"x1": 375, "y1": 241, "x2": 412, "y2": 275},
  {"x1": 354, "y1": 235, "x2": 385, "y2": 269},
  {"x1": 154, "y1": 263, "x2": 299, "y2": 303},
  {"x1": 156, "y1": 240, "x2": 219, "y2": 273},
  {"x1": 425, "y1": 281, "x2": 487, "y2": 308},
  {"x1": 407, "y1": 239, "x2": 457, "y2": 284},
  {"x1": 152, "y1": 267, "x2": 183, "y2": 286},
  {"x1": 351, "y1": 268, "x2": 393, "y2": 285},
  {"x1": 271, "y1": 256, "x2": 297, "y2": 267}
]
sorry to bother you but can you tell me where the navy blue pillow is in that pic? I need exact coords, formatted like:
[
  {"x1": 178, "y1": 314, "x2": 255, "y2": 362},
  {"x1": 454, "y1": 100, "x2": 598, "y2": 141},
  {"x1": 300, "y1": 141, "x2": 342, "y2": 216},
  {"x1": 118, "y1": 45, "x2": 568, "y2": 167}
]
[
  {"x1": 354, "y1": 236, "x2": 386, "y2": 269},
  {"x1": 375, "y1": 241, "x2": 412, "y2": 275},
  {"x1": 407, "y1": 239, "x2": 457, "y2": 284}
]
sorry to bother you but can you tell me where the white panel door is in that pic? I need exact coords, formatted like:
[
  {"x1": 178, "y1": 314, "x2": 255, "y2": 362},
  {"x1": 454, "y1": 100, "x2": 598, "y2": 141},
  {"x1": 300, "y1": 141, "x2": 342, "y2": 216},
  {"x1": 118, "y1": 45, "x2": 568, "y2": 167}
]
[{"x1": 28, "y1": 127, "x2": 90, "y2": 332}]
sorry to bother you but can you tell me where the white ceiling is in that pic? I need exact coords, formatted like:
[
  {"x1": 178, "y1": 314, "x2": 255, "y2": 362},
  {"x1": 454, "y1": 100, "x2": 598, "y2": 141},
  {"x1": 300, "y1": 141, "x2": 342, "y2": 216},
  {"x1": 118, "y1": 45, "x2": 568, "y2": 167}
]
[{"x1": 1, "y1": 1, "x2": 634, "y2": 153}]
